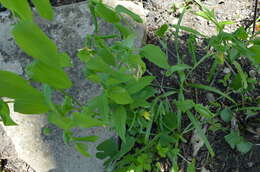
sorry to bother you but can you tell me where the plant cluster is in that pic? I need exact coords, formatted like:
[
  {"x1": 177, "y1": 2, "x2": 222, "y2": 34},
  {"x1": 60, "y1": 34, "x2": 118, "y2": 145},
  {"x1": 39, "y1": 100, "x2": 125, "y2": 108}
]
[{"x1": 0, "y1": 0, "x2": 259, "y2": 172}]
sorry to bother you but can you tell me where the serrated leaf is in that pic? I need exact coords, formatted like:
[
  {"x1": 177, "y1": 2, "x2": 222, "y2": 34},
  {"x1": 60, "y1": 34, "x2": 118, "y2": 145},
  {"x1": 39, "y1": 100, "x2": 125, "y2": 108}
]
[
  {"x1": 0, "y1": 100, "x2": 17, "y2": 126},
  {"x1": 115, "y1": 5, "x2": 142, "y2": 23},
  {"x1": 0, "y1": 70, "x2": 48, "y2": 114},
  {"x1": 95, "y1": 3, "x2": 120, "y2": 23},
  {"x1": 125, "y1": 76, "x2": 155, "y2": 94},
  {"x1": 112, "y1": 106, "x2": 127, "y2": 142},
  {"x1": 75, "y1": 143, "x2": 91, "y2": 157},
  {"x1": 31, "y1": 0, "x2": 54, "y2": 20},
  {"x1": 220, "y1": 108, "x2": 233, "y2": 122},
  {"x1": 141, "y1": 44, "x2": 170, "y2": 69},
  {"x1": 156, "y1": 24, "x2": 169, "y2": 37},
  {"x1": 12, "y1": 21, "x2": 71, "y2": 68},
  {"x1": 107, "y1": 86, "x2": 133, "y2": 104},
  {"x1": 26, "y1": 61, "x2": 72, "y2": 90}
]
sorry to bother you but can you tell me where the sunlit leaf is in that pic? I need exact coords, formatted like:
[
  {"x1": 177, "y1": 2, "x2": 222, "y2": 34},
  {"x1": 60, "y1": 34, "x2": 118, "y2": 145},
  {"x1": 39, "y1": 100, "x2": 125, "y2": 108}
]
[
  {"x1": 112, "y1": 106, "x2": 127, "y2": 142},
  {"x1": 141, "y1": 44, "x2": 170, "y2": 69},
  {"x1": 0, "y1": 100, "x2": 17, "y2": 126},
  {"x1": 31, "y1": 0, "x2": 54, "y2": 20},
  {"x1": 107, "y1": 86, "x2": 133, "y2": 104},
  {"x1": 0, "y1": 70, "x2": 48, "y2": 114},
  {"x1": 115, "y1": 5, "x2": 142, "y2": 23}
]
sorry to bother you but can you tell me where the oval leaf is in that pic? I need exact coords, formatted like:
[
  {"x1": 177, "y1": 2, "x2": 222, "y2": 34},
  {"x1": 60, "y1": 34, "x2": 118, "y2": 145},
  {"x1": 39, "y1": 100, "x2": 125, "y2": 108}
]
[
  {"x1": 107, "y1": 86, "x2": 133, "y2": 104},
  {"x1": 0, "y1": 70, "x2": 48, "y2": 114},
  {"x1": 27, "y1": 61, "x2": 72, "y2": 90},
  {"x1": 95, "y1": 3, "x2": 120, "y2": 23},
  {"x1": 141, "y1": 44, "x2": 170, "y2": 69}
]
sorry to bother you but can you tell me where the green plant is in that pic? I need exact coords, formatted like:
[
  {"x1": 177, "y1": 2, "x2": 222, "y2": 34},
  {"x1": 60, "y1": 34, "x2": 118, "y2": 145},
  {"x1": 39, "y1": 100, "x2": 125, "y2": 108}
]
[
  {"x1": 169, "y1": 2, "x2": 260, "y2": 155},
  {"x1": 0, "y1": 0, "x2": 259, "y2": 171}
]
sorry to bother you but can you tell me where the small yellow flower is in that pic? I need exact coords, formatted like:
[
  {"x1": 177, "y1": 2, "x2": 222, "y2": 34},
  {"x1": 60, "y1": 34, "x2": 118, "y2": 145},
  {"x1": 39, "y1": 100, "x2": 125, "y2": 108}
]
[{"x1": 141, "y1": 111, "x2": 151, "y2": 120}]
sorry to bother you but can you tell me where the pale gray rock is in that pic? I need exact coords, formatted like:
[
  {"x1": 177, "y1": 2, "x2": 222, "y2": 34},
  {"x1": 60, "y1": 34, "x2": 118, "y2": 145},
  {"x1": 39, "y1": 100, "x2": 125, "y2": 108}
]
[{"x1": 0, "y1": 1, "x2": 145, "y2": 172}]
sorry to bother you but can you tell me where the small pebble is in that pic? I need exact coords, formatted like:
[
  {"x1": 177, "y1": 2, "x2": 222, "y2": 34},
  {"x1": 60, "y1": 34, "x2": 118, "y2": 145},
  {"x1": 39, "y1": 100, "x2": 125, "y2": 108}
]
[
  {"x1": 223, "y1": 67, "x2": 231, "y2": 74},
  {"x1": 249, "y1": 70, "x2": 256, "y2": 77},
  {"x1": 206, "y1": 93, "x2": 215, "y2": 102}
]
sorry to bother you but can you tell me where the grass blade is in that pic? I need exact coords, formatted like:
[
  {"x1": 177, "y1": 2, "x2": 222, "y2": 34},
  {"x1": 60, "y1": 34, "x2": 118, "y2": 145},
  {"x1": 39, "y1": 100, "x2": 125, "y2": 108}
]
[
  {"x1": 187, "y1": 111, "x2": 215, "y2": 157},
  {"x1": 189, "y1": 84, "x2": 237, "y2": 104}
]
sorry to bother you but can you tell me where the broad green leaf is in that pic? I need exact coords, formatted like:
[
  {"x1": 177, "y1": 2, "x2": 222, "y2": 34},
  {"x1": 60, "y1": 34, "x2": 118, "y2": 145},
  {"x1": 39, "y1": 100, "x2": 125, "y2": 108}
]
[
  {"x1": 95, "y1": 3, "x2": 120, "y2": 23},
  {"x1": 189, "y1": 84, "x2": 237, "y2": 104},
  {"x1": 175, "y1": 99, "x2": 194, "y2": 113},
  {"x1": 107, "y1": 86, "x2": 133, "y2": 104},
  {"x1": 237, "y1": 141, "x2": 252, "y2": 154},
  {"x1": 0, "y1": 100, "x2": 17, "y2": 126},
  {"x1": 96, "y1": 138, "x2": 118, "y2": 159},
  {"x1": 71, "y1": 112, "x2": 104, "y2": 128},
  {"x1": 115, "y1": 23, "x2": 133, "y2": 38},
  {"x1": 195, "y1": 104, "x2": 215, "y2": 119},
  {"x1": 48, "y1": 112, "x2": 73, "y2": 130},
  {"x1": 163, "y1": 112, "x2": 178, "y2": 130},
  {"x1": 87, "y1": 92, "x2": 109, "y2": 117},
  {"x1": 0, "y1": 0, "x2": 32, "y2": 20},
  {"x1": 113, "y1": 136, "x2": 136, "y2": 161},
  {"x1": 125, "y1": 76, "x2": 155, "y2": 94},
  {"x1": 31, "y1": 0, "x2": 54, "y2": 20},
  {"x1": 166, "y1": 64, "x2": 191, "y2": 76},
  {"x1": 156, "y1": 24, "x2": 169, "y2": 37},
  {"x1": 77, "y1": 48, "x2": 93, "y2": 63},
  {"x1": 112, "y1": 106, "x2": 127, "y2": 142},
  {"x1": 75, "y1": 143, "x2": 91, "y2": 157},
  {"x1": 12, "y1": 21, "x2": 71, "y2": 68},
  {"x1": 115, "y1": 5, "x2": 143, "y2": 23},
  {"x1": 72, "y1": 135, "x2": 99, "y2": 142},
  {"x1": 187, "y1": 111, "x2": 215, "y2": 157},
  {"x1": 97, "y1": 48, "x2": 116, "y2": 66},
  {"x1": 0, "y1": 70, "x2": 48, "y2": 114},
  {"x1": 234, "y1": 27, "x2": 248, "y2": 40},
  {"x1": 220, "y1": 108, "x2": 233, "y2": 122},
  {"x1": 141, "y1": 44, "x2": 170, "y2": 69},
  {"x1": 130, "y1": 87, "x2": 156, "y2": 109},
  {"x1": 224, "y1": 131, "x2": 243, "y2": 149},
  {"x1": 231, "y1": 74, "x2": 243, "y2": 90},
  {"x1": 233, "y1": 61, "x2": 248, "y2": 89},
  {"x1": 26, "y1": 61, "x2": 72, "y2": 90},
  {"x1": 249, "y1": 45, "x2": 260, "y2": 64}
]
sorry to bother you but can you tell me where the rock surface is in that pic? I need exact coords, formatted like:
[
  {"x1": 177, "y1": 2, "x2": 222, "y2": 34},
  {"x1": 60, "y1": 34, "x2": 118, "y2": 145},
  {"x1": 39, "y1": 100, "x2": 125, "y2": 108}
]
[{"x1": 0, "y1": 1, "x2": 145, "y2": 172}]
